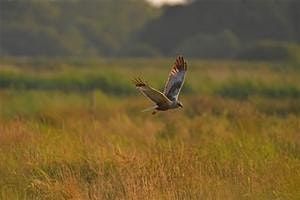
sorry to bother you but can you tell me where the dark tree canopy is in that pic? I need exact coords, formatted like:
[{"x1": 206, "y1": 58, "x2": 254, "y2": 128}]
[
  {"x1": 138, "y1": 0, "x2": 300, "y2": 58},
  {"x1": 0, "y1": 0, "x2": 158, "y2": 57},
  {"x1": 0, "y1": 0, "x2": 299, "y2": 59}
]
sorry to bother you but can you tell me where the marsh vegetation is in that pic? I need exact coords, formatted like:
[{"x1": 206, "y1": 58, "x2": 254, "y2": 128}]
[{"x1": 0, "y1": 58, "x2": 299, "y2": 199}]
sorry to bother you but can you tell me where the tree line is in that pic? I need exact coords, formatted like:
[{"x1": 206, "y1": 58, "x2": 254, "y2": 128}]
[{"x1": 1, "y1": 0, "x2": 299, "y2": 60}]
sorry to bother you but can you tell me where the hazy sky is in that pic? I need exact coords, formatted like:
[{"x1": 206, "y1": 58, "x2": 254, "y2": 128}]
[{"x1": 146, "y1": 0, "x2": 186, "y2": 6}]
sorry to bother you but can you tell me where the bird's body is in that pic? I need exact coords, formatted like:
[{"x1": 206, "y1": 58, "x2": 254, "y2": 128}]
[
  {"x1": 133, "y1": 56, "x2": 187, "y2": 114},
  {"x1": 157, "y1": 101, "x2": 179, "y2": 110}
]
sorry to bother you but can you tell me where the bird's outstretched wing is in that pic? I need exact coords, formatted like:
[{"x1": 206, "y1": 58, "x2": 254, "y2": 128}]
[
  {"x1": 164, "y1": 56, "x2": 187, "y2": 101},
  {"x1": 133, "y1": 78, "x2": 172, "y2": 106}
]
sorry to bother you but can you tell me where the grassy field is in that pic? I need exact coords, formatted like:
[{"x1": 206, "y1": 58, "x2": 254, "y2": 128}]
[{"x1": 0, "y1": 58, "x2": 299, "y2": 199}]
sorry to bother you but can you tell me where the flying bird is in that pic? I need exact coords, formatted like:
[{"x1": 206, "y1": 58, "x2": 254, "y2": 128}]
[{"x1": 133, "y1": 56, "x2": 187, "y2": 114}]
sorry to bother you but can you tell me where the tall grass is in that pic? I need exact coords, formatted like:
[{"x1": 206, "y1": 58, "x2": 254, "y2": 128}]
[
  {"x1": 215, "y1": 79, "x2": 300, "y2": 99},
  {"x1": 0, "y1": 71, "x2": 134, "y2": 95},
  {"x1": 1, "y1": 58, "x2": 300, "y2": 99},
  {"x1": 0, "y1": 59, "x2": 299, "y2": 199}
]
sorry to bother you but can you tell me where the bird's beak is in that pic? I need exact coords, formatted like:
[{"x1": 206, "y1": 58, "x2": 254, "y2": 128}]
[{"x1": 179, "y1": 104, "x2": 183, "y2": 108}]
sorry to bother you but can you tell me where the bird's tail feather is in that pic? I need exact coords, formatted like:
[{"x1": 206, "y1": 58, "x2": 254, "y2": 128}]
[{"x1": 141, "y1": 105, "x2": 157, "y2": 113}]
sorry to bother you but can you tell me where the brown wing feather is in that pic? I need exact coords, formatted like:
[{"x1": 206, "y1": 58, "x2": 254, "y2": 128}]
[
  {"x1": 164, "y1": 56, "x2": 187, "y2": 101},
  {"x1": 133, "y1": 78, "x2": 172, "y2": 106}
]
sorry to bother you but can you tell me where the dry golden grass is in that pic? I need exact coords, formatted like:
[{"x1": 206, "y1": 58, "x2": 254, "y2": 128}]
[
  {"x1": 0, "y1": 59, "x2": 299, "y2": 199},
  {"x1": 0, "y1": 93, "x2": 299, "y2": 199}
]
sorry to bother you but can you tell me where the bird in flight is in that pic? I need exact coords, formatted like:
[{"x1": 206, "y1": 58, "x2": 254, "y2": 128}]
[{"x1": 133, "y1": 55, "x2": 187, "y2": 114}]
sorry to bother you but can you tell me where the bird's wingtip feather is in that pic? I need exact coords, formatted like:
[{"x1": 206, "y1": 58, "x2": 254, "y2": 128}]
[{"x1": 133, "y1": 77, "x2": 147, "y2": 87}]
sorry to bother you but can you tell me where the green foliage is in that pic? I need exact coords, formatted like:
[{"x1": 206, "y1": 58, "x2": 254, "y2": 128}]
[
  {"x1": 215, "y1": 79, "x2": 300, "y2": 99},
  {"x1": 120, "y1": 43, "x2": 161, "y2": 57},
  {"x1": 238, "y1": 41, "x2": 300, "y2": 62},
  {"x1": 139, "y1": 0, "x2": 300, "y2": 59},
  {"x1": 0, "y1": 71, "x2": 134, "y2": 95},
  {"x1": 175, "y1": 30, "x2": 240, "y2": 58},
  {"x1": 1, "y1": 58, "x2": 300, "y2": 100},
  {"x1": 0, "y1": 0, "x2": 158, "y2": 57},
  {"x1": 1, "y1": 0, "x2": 300, "y2": 60}
]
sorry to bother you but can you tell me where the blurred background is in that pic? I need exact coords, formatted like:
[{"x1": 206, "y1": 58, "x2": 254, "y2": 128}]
[
  {"x1": 1, "y1": 0, "x2": 299, "y2": 60},
  {"x1": 1, "y1": 1, "x2": 300, "y2": 199}
]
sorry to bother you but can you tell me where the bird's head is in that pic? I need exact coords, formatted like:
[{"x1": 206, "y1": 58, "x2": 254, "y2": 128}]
[{"x1": 177, "y1": 101, "x2": 183, "y2": 108}]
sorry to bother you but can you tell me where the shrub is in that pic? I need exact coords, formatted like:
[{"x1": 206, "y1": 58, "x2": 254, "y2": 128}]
[
  {"x1": 0, "y1": 71, "x2": 135, "y2": 95},
  {"x1": 174, "y1": 30, "x2": 240, "y2": 58},
  {"x1": 215, "y1": 79, "x2": 300, "y2": 99},
  {"x1": 237, "y1": 41, "x2": 300, "y2": 62}
]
